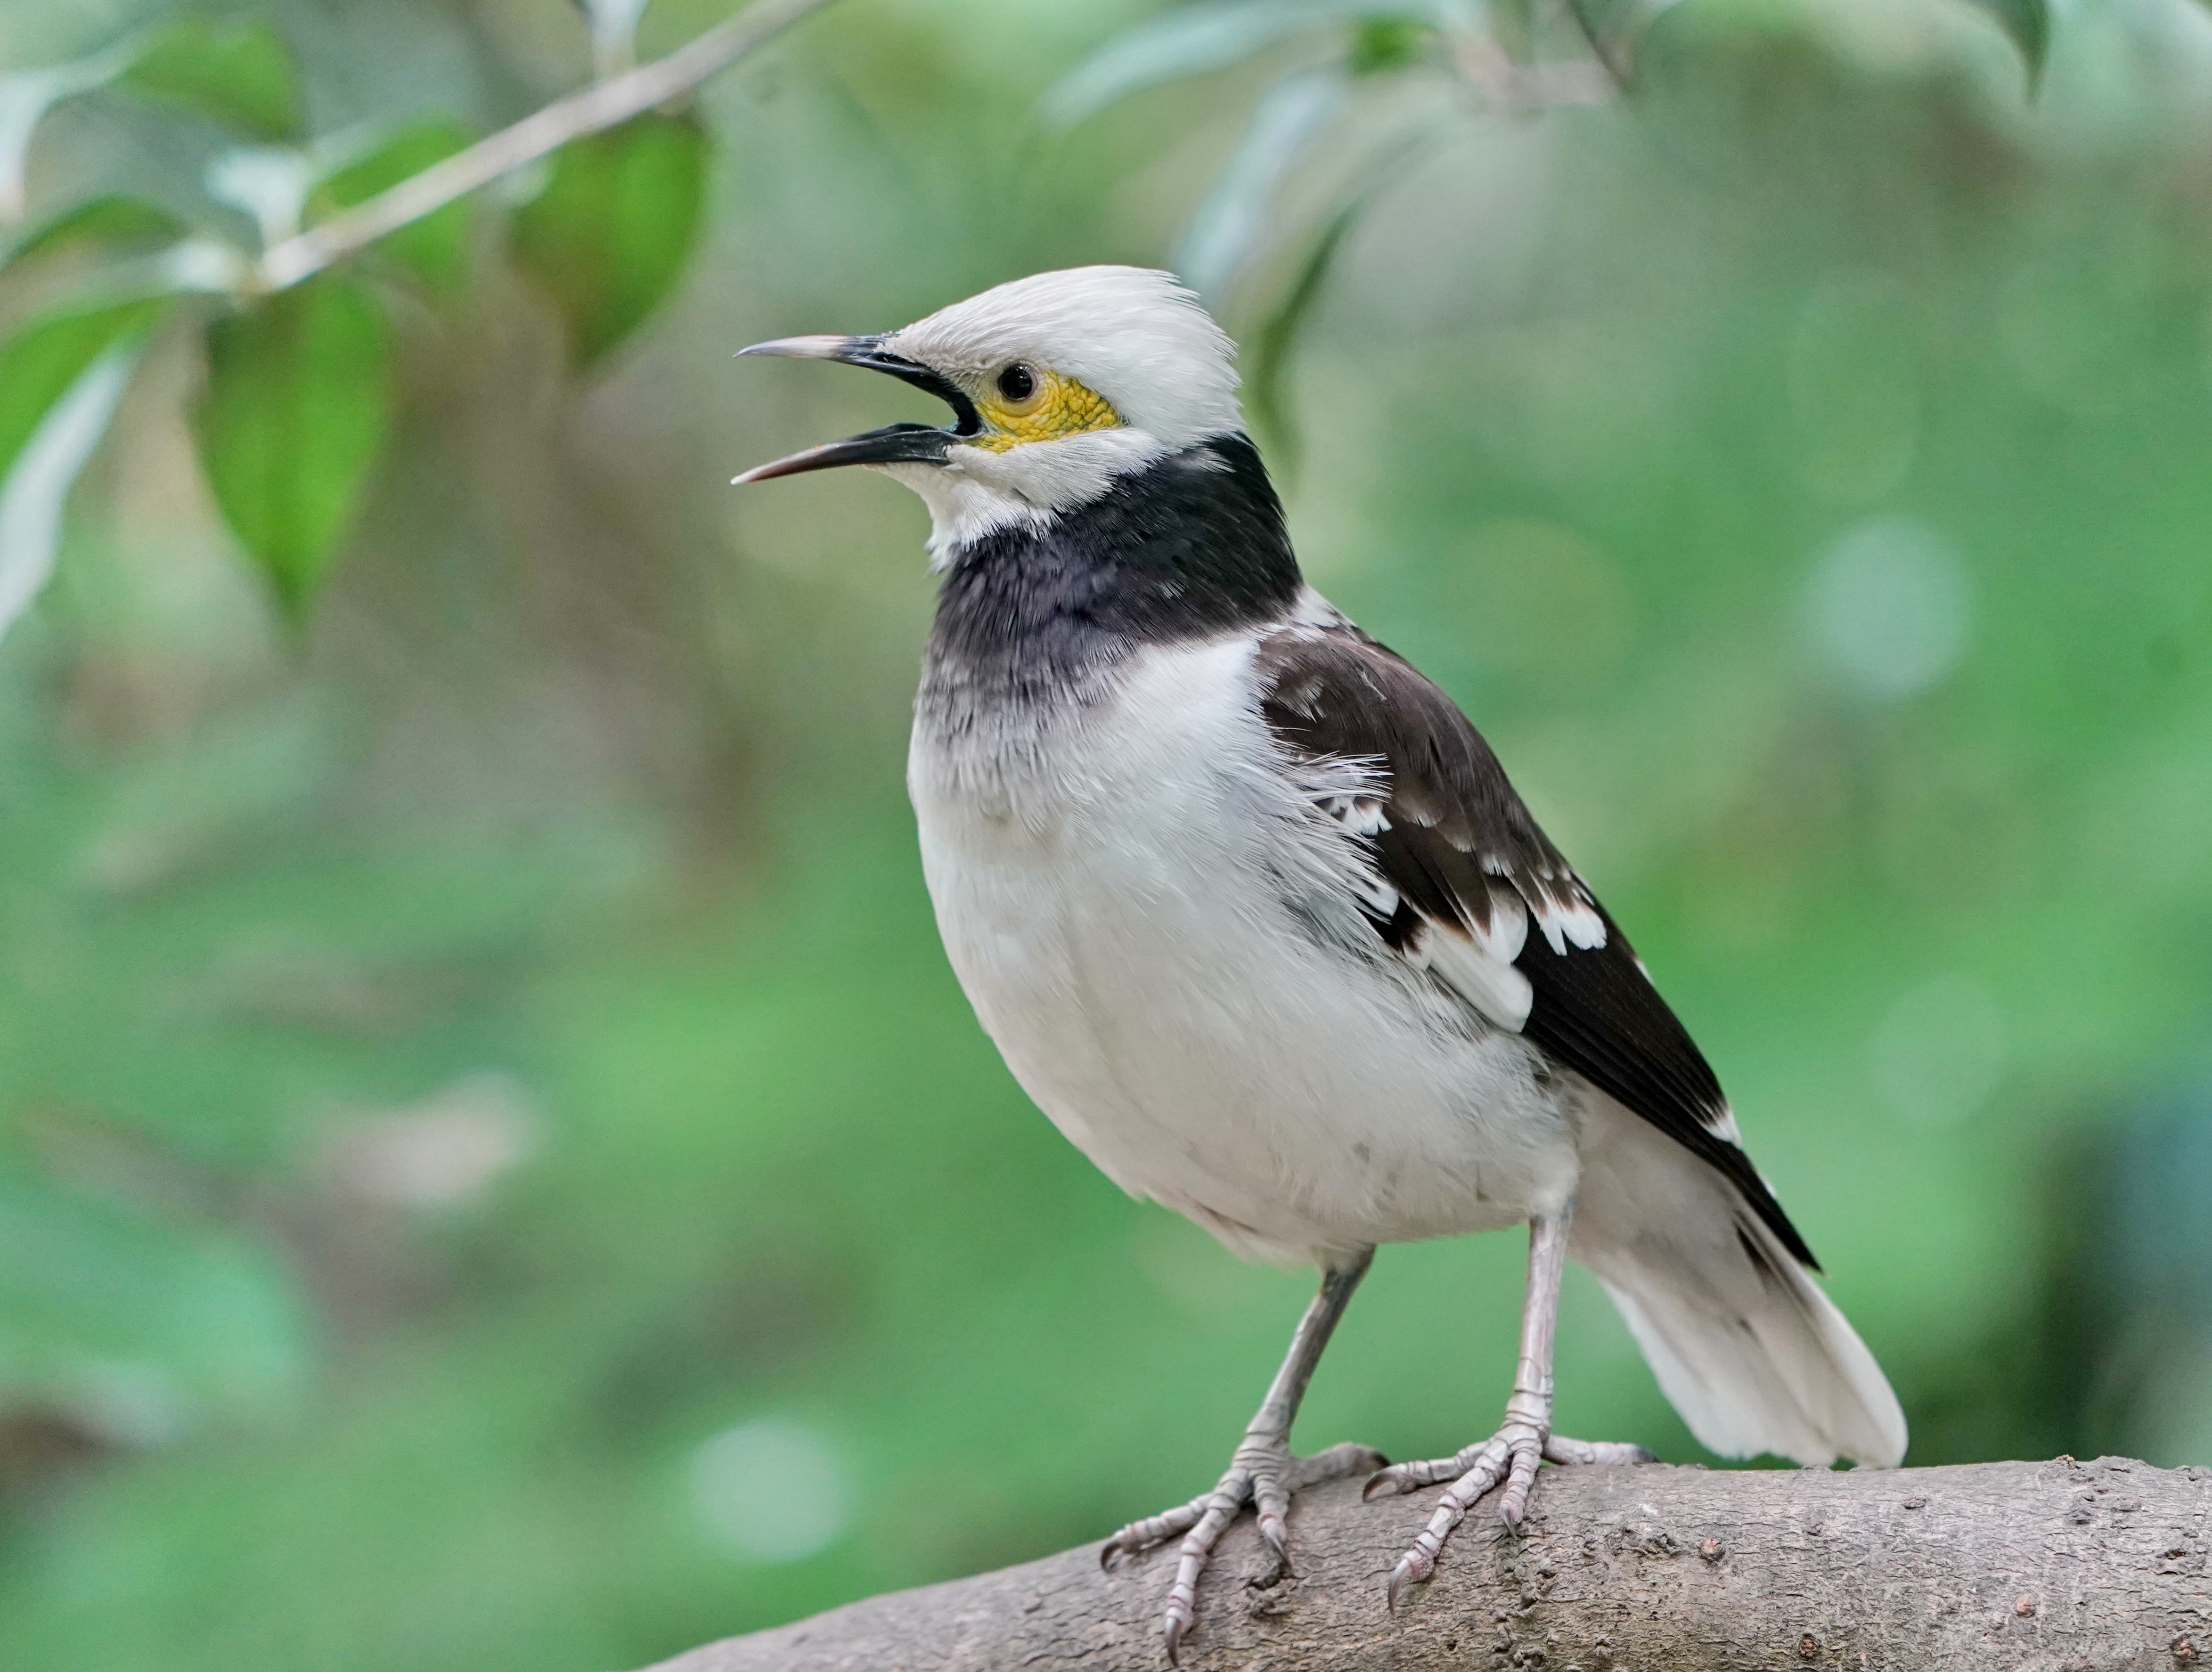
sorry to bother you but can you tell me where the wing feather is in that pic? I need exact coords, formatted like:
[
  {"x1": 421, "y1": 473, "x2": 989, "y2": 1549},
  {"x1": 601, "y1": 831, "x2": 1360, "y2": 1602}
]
[{"x1": 1255, "y1": 620, "x2": 1817, "y2": 1269}]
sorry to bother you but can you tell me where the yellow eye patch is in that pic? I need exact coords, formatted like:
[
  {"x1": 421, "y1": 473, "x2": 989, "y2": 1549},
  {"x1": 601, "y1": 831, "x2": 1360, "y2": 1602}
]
[{"x1": 969, "y1": 367, "x2": 1120, "y2": 451}]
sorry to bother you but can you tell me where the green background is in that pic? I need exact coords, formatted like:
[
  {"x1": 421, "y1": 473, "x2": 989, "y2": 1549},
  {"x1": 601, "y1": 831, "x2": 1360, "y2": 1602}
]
[{"x1": 0, "y1": 1, "x2": 2207, "y2": 1668}]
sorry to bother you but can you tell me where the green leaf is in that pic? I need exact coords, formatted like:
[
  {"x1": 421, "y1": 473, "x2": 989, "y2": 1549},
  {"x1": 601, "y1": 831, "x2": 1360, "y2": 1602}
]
[
  {"x1": 508, "y1": 110, "x2": 707, "y2": 367},
  {"x1": 1560, "y1": 0, "x2": 1687, "y2": 86},
  {"x1": 0, "y1": 299, "x2": 164, "y2": 481},
  {"x1": 1044, "y1": 0, "x2": 1339, "y2": 128},
  {"x1": 3, "y1": 194, "x2": 185, "y2": 271},
  {"x1": 1245, "y1": 199, "x2": 1360, "y2": 470},
  {"x1": 1042, "y1": 0, "x2": 1469, "y2": 129},
  {"x1": 1961, "y1": 0, "x2": 2049, "y2": 89},
  {"x1": 1346, "y1": 16, "x2": 1435, "y2": 76},
  {"x1": 0, "y1": 40, "x2": 140, "y2": 220},
  {"x1": 118, "y1": 19, "x2": 304, "y2": 143},
  {"x1": 311, "y1": 118, "x2": 477, "y2": 299},
  {"x1": 192, "y1": 277, "x2": 390, "y2": 617},
  {"x1": 0, "y1": 299, "x2": 165, "y2": 637},
  {"x1": 1175, "y1": 68, "x2": 1346, "y2": 301}
]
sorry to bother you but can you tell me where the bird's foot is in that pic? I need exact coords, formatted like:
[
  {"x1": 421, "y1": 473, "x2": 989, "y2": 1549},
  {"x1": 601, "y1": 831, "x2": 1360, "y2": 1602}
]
[
  {"x1": 1365, "y1": 1425, "x2": 1654, "y2": 1607},
  {"x1": 1102, "y1": 1436, "x2": 1387, "y2": 1662}
]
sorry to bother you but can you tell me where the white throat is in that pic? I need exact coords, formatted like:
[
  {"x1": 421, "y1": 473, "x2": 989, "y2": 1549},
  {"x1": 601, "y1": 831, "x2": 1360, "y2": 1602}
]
[{"x1": 884, "y1": 427, "x2": 1182, "y2": 566}]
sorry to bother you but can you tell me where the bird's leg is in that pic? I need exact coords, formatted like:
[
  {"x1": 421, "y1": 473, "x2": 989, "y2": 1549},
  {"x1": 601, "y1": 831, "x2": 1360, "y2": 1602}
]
[
  {"x1": 1102, "y1": 1247, "x2": 1384, "y2": 1662},
  {"x1": 1366, "y1": 1202, "x2": 1654, "y2": 1606}
]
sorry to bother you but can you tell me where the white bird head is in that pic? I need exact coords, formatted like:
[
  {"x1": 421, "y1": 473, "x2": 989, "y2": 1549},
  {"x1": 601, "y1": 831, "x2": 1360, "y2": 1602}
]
[{"x1": 734, "y1": 267, "x2": 1243, "y2": 559}]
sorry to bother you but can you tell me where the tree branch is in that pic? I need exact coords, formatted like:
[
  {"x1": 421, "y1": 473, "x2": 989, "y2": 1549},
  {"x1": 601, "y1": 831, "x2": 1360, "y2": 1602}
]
[
  {"x1": 650, "y1": 1457, "x2": 2211, "y2": 1671},
  {"x1": 253, "y1": 0, "x2": 843, "y2": 292}
]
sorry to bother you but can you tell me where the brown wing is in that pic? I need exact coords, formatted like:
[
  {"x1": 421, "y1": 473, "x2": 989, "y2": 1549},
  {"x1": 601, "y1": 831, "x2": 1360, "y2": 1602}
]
[{"x1": 1256, "y1": 621, "x2": 1817, "y2": 1269}]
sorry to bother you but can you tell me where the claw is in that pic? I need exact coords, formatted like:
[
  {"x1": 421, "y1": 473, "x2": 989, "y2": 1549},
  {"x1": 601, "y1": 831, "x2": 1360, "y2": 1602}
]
[
  {"x1": 1385, "y1": 1551, "x2": 1424, "y2": 1610},
  {"x1": 1497, "y1": 1441, "x2": 1543, "y2": 1527},
  {"x1": 1252, "y1": 1468, "x2": 1291, "y2": 1565},
  {"x1": 1371, "y1": 1426, "x2": 1652, "y2": 1602},
  {"x1": 1110, "y1": 1435, "x2": 1385, "y2": 1654},
  {"x1": 1103, "y1": 1498, "x2": 1207, "y2": 1568}
]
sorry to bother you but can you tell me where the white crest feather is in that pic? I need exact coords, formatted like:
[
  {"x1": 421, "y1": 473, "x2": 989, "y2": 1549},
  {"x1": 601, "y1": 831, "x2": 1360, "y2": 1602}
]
[
  {"x1": 887, "y1": 266, "x2": 1242, "y2": 450},
  {"x1": 868, "y1": 267, "x2": 1247, "y2": 558}
]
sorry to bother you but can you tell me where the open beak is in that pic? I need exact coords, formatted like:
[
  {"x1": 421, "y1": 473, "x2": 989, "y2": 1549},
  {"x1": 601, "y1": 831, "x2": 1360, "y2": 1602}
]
[{"x1": 732, "y1": 334, "x2": 980, "y2": 484}]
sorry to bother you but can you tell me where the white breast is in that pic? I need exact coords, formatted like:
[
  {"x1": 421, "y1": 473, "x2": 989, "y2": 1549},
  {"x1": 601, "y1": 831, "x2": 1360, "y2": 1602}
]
[{"x1": 908, "y1": 634, "x2": 1579, "y2": 1265}]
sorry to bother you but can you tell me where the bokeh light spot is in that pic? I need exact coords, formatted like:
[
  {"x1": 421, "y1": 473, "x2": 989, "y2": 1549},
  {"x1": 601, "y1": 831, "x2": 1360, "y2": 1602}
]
[
  {"x1": 688, "y1": 1416, "x2": 850, "y2": 1564},
  {"x1": 1803, "y1": 517, "x2": 1974, "y2": 699},
  {"x1": 1869, "y1": 974, "x2": 2008, "y2": 1127}
]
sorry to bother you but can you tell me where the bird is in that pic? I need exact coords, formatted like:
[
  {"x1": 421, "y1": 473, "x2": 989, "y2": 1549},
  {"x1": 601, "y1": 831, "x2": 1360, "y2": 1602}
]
[{"x1": 733, "y1": 266, "x2": 1907, "y2": 1660}]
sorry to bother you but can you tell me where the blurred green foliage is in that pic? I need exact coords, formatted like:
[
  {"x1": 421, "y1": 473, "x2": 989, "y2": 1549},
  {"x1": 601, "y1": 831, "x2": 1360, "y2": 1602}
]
[
  {"x1": 121, "y1": 19, "x2": 305, "y2": 142},
  {"x1": 312, "y1": 118, "x2": 478, "y2": 300},
  {"x1": 511, "y1": 112, "x2": 711, "y2": 365},
  {"x1": 0, "y1": 0, "x2": 2207, "y2": 1670},
  {"x1": 194, "y1": 276, "x2": 391, "y2": 615}
]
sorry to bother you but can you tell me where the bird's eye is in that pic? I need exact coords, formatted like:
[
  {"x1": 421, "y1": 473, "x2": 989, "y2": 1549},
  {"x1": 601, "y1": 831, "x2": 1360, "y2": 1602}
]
[{"x1": 995, "y1": 362, "x2": 1039, "y2": 408}]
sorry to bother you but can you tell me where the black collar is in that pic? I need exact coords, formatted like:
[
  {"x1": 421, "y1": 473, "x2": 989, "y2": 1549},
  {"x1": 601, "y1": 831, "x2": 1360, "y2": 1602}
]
[{"x1": 928, "y1": 433, "x2": 1302, "y2": 696}]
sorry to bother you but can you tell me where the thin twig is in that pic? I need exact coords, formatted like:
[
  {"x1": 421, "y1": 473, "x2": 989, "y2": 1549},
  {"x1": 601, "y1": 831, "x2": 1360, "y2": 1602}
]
[{"x1": 254, "y1": 0, "x2": 842, "y2": 292}]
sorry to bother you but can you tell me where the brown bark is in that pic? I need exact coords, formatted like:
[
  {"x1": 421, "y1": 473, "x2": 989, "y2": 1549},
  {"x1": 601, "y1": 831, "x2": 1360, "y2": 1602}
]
[{"x1": 651, "y1": 1456, "x2": 2211, "y2": 1672}]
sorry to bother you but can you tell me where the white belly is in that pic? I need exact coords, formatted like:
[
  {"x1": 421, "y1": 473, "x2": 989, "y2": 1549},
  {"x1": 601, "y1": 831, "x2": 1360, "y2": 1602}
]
[{"x1": 909, "y1": 636, "x2": 1578, "y2": 1265}]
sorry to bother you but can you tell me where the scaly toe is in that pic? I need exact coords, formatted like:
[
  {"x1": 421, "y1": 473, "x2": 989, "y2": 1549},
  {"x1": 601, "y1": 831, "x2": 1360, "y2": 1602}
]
[
  {"x1": 1374, "y1": 1429, "x2": 1537, "y2": 1604},
  {"x1": 1101, "y1": 1496, "x2": 1208, "y2": 1568},
  {"x1": 1242, "y1": 1454, "x2": 1293, "y2": 1565},
  {"x1": 1385, "y1": 1550, "x2": 1429, "y2": 1611},
  {"x1": 1364, "y1": 1436, "x2": 1505, "y2": 1501},
  {"x1": 1110, "y1": 1437, "x2": 1385, "y2": 1654},
  {"x1": 1495, "y1": 1438, "x2": 1544, "y2": 1527},
  {"x1": 1371, "y1": 1424, "x2": 1656, "y2": 1600}
]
